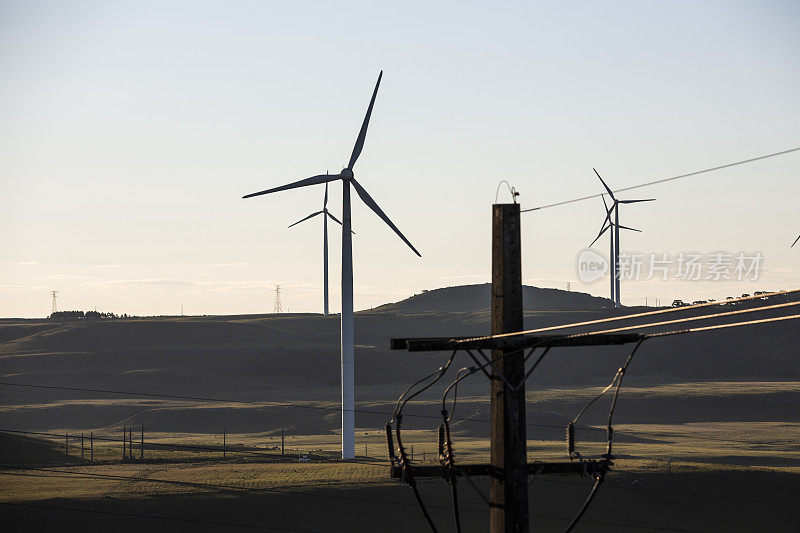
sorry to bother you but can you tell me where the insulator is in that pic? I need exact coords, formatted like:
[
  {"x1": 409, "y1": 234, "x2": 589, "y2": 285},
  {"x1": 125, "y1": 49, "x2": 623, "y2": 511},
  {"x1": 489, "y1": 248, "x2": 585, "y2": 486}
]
[{"x1": 385, "y1": 423, "x2": 396, "y2": 461}]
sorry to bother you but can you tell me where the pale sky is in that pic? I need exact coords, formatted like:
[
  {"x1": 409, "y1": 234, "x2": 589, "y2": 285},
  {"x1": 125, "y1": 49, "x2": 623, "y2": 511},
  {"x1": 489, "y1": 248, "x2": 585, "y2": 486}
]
[{"x1": 2, "y1": 0, "x2": 799, "y2": 318}]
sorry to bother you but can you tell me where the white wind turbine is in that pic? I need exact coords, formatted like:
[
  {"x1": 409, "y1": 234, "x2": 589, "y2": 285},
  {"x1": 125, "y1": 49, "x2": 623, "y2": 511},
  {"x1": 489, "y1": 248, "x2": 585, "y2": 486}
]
[
  {"x1": 243, "y1": 71, "x2": 420, "y2": 458},
  {"x1": 287, "y1": 182, "x2": 350, "y2": 316},
  {"x1": 589, "y1": 169, "x2": 654, "y2": 307}
]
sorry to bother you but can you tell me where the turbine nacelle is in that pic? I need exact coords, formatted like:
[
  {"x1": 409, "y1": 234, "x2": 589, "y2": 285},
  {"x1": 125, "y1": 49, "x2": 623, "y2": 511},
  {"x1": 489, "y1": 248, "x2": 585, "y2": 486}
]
[{"x1": 341, "y1": 168, "x2": 354, "y2": 180}]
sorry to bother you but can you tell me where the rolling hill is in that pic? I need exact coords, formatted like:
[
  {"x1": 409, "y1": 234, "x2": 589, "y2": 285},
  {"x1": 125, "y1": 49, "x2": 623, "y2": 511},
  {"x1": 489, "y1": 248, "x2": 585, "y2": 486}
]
[
  {"x1": 369, "y1": 283, "x2": 612, "y2": 313},
  {"x1": 0, "y1": 284, "x2": 797, "y2": 434}
]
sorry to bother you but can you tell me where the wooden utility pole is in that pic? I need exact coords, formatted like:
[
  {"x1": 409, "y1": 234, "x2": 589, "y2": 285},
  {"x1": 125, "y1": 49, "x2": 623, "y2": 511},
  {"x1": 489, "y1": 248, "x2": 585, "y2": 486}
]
[
  {"x1": 490, "y1": 203, "x2": 528, "y2": 532},
  {"x1": 122, "y1": 427, "x2": 126, "y2": 460},
  {"x1": 281, "y1": 428, "x2": 285, "y2": 457},
  {"x1": 81, "y1": 433, "x2": 85, "y2": 463},
  {"x1": 90, "y1": 432, "x2": 94, "y2": 462},
  {"x1": 389, "y1": 201, "x2": 620, "y2": 532},
  {"x1": 140, "y1": 424, "x2": 144, "y2": 460},
  {"x1": 65, "y1": 433, "x2": 69, "y2": 463}
]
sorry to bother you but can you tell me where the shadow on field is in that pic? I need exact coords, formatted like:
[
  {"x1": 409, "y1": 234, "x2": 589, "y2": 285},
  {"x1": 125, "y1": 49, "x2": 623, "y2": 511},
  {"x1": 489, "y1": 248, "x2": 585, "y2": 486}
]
[{"x1": 2, "y1": 469, "x2": 797, "y2": 532}]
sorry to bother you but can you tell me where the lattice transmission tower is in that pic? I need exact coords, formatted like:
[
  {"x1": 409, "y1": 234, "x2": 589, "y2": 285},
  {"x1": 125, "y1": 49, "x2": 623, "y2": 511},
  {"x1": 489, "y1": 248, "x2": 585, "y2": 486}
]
[
  {"x1": 273, "y1": 285, "x2": 282, "y2": 314},
  {"x1": 50, "y1": 291, "x2": 58, "y2": 314}
]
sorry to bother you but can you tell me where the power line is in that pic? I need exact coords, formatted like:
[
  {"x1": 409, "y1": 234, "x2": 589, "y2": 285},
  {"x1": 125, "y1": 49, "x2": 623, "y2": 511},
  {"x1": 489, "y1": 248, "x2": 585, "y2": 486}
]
[
  {"x1": 450, "y1": 299, "x2": 800, "y2": 349},
  {"x1": 647, "y1": 312, "x2": 800, "y2": 339},
  {"x1": 491, "y1": 289, "x2": 800, "y2": 338},
  {"x1": 521, "y1": 146, "x2": 800, "y2": 212},
  {"x1": 579, "y1": 304, "x2": 800, "y2": 338},
  {"x1": 446, "y1": 289, "x2": 800, "y2": 343}
]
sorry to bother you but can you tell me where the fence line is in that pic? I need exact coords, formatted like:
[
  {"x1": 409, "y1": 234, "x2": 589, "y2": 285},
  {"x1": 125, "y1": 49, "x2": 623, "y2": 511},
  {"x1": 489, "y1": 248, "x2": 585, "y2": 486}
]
[{"x1": 1, "y1": 427, "x2": 398, "y2": 464}]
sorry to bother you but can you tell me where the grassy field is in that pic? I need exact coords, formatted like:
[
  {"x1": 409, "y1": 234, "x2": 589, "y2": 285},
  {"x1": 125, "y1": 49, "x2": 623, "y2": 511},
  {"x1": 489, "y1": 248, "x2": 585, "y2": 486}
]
[
  {"x1": 1, "y1": 308, "x2": 798, "y2": 531},
  {"x1": 1, "y1": 440, "x2": 798, "y2": 532},
  {"x1": 2, "y1": 380, "x2": 799, "y2": 531}
]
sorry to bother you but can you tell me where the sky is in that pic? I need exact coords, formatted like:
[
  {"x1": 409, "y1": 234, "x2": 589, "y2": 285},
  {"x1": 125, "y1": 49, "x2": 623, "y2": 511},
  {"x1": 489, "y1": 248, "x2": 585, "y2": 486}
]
[{"x1": 1, "y1": 0, "x2": 799, "y2": 318}]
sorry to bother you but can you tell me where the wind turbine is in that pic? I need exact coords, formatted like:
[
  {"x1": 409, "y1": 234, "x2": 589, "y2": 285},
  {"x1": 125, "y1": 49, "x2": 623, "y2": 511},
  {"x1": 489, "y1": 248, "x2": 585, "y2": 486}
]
[
  {"x1": 589, "y1": 168, "x2": 654, "y2": 307},
  {"x1": 287, "y1": 182, "x2": 350, "y2": 316},
  {"x1": 589, "y1": 195, "x2": 624, "y2": 305},
  {"x1": 242, "y1": 71, "x2": 420, "y2": 459}
]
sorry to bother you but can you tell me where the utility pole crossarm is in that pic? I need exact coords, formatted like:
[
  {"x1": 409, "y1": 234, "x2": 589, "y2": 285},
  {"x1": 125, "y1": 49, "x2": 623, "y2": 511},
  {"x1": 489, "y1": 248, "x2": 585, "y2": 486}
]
[{"x1": 390, "y1": 332, "x2": 644, "y2": 352}]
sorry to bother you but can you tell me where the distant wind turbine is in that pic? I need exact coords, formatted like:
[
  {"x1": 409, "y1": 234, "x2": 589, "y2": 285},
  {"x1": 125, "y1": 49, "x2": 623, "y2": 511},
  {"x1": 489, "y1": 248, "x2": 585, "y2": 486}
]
[
  {"x1": 287, "y1": 182, "x2": 351, "y2": 316},
  {"x1": 243, "y1": 71, "x2": 420, "y2": 459},
  {"x1": 589, "y1": 168, "x2": 654, "y2": 307},
  {"x1": 589, "y1": 194, "x2": 626, "y2": 305}
]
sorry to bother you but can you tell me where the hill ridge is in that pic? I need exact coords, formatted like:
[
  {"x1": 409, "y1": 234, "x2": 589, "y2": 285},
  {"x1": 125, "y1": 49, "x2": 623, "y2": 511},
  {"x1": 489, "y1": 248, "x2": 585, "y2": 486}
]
[{"x1": 368, "y1": 283, "x2": 611, "y2": 313}]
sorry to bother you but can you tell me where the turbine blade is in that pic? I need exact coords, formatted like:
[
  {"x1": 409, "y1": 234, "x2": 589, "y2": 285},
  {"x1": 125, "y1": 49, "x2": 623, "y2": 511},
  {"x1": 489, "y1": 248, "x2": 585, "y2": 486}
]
[
  {"x1": 351, "y1": 178, "x2": 421, "y2": 257},
  {"x1": 792, "y1": 235, "x2": 800, "y2": 248},
  {"x1": 586, "y1": 197, "x2": 615, "y2": 251},
  {"x1": 597, "y1": 196, "x2": 614, "y2": 232},
  {"x1": 325, "y1": 211, "x2": 355, "y2": 234},
  {"x1": 603, "y1": 202, "x2": 614, "y2": 225},
  {"x1": 288, "y1": 211, "x2": 324, "y2": 228},
  {"x1": 324, "y1": 181, "x2": 329, "y2": 208},
  {"x1": 326, "y1": 211, "x2": 343, "y2": 225},
  {"x1": 243, "y1": 173, "x2": 341, "y2": 199},
  {"x1": 617, "y1": 224, "x2": 642, "y2": 233},
  {"x1": 347, "y1": 71, "x2": 383, "y2": 169},
  {"x1": 589, "y1": 224, "x2": 611, "y2": 247},
  {"x1": 593, "y1": 168, "x2": 615, "y2": 200},
  {"x1": 618, "y1": 198, "x2": 656, "y2": 204}
]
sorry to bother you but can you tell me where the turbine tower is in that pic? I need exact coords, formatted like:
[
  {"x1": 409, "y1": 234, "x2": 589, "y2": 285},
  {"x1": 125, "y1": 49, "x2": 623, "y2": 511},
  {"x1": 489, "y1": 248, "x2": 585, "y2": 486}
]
[
  {"x1": 589, "y1": 195, "x2": 619, "y2": 305},
  {"x1": 589, "y1": 168, "x2": 654, "y2": 307},
  {"x1": 287, "y1": 182, "x2": 347, "y2": 316},
  {"x1": 243, "y1": 71, "x2": 420, "y2": 459}
]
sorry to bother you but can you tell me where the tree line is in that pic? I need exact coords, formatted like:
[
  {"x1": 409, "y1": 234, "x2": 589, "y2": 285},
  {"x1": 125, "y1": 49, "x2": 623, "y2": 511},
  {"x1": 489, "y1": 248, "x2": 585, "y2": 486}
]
[{"x1": 49, "y1": 310, "x2": 129, "y2": 321}]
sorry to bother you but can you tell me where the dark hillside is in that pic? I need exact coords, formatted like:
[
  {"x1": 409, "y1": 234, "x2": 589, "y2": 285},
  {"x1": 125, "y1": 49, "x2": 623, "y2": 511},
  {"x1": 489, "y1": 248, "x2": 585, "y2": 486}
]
[
  {"x1": 369, "y1": 283, "x2": 611, "y2": 313},
  {"x1": 0, "y1": 285, "x2": 797, "y2": 433}
]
